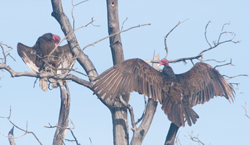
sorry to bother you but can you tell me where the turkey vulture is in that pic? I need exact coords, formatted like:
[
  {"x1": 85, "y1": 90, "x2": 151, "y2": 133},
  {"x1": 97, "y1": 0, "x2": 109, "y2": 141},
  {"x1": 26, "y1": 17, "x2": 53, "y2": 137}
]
[
  {"x1": 92, "y1": 58, "x2": 234, "y2": 127},
  {"x1": 17, "y1": 33, "x2": 75, "y2": 91}
]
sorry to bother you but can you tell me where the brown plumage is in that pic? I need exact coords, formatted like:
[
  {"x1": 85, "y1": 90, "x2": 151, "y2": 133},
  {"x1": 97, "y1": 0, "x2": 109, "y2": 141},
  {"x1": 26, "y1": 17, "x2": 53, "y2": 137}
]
[
  {"x1": 92, "y1": 58, "x2": 235, "y2": 127},
  {"x1": 17, "y1": 33, "x2": 75, "y2": 91}
]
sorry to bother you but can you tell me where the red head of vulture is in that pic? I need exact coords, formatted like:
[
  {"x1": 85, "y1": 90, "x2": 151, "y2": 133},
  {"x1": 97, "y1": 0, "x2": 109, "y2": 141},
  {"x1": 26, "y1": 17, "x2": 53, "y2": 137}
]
[
  {"x1": 92, "y1": 58, "x2": 235, "y2": 127},
  {"x1": 17, "y1": 33, "x2": 75, "y2": 91}
]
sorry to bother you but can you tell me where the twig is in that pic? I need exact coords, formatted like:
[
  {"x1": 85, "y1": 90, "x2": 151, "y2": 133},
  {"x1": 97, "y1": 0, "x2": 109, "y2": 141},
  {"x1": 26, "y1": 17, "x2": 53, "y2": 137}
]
[
  {"x1": 65, "y1": 117, "x2": 80, "y2": 145},
  {"x1": 168, "y1": 55, "x2": 202, "y2": 64},
  {"x1": 44, "y1": 122, "x2": 74, "y2": 130},
  {"x1": 71, "y1": 0, "x2": 89, "y2": 30},
  {"x1": 89, "y1": 137, "x2": 92, "y2": 145},
  {"x1": 217, "y1": 22, "x2": 230, "y2": 44},
  {"x1": 202, "y1": 58, "x2": 227, "y2": 63},
  {"x1": 0, "y1": 106, "x2": 42, "y2": 145},
  {"x1": 223, "y1": 74, "x2": 248, "y2": 80},
  {"x1": 204, "y1": 21, "x2": 212, "y2": 48},
  {"x1": 214, "y1": 58, "x2": 234, "y2": 69},
  {"x1": 199, "y1": 22, "x2": 239, "y2": 56},
  {"x1": 81, "y1": 23, "x2": 151, "y2": 52},
  {"x1": 121, "y1": 17, "x2": 128, "y2": 31},
  {"x1": 0, "y1": 43, "x2": 6, "y2": 64},
  {"x1": 147, "y1": 21, "x2": 239, "y2": 64},
  {"x1": 0, "y1": 42, "x2": 16, "y2": 64},
  {"x1": 185, "y1": 131, "x2": 205, "y2": 145},
  {"x1": 119, "y1": 95, "x2": 137, "y2": 131},
  {"x1": 230, "y1": 83, "x2": 243, "y2": 94},
  {"x1": 164, "y1": 19, "x2": 188, "y2": 59},
  {"x1": 49, "y1": 16, "x2": 100, "y2": 57},
  {"x1": 174, "y1": 131, "x2": 181, "y2": 145},
  {"x1": 36, "y1": 54, "x2": 89, "y2": 77},
  {"x1": 242, "y1": 102, "x2": 250, "y2": 119},
  {"x1": 135, "y1": 95, "x2": 147, "y2": 125}
]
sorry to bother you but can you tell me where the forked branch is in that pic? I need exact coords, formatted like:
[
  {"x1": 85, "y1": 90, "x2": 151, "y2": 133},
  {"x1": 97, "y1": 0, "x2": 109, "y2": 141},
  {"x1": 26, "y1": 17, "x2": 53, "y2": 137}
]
[
  {"x1": 0, "y1": 106, "x2": 42, "y2": 145},
  {"x1": 0, "y1": 42, "x2": 15, "y2": 64},
  {"x1": 159, "y1": 21, "x2": 240, "y2": 64},
  {"x1": 164, "y1": 19, "x2": 188, "y2": 59},
  {"x1": 119, "y1": 95, "x2": 137, "y2": 131},
  {"x1": 81, "y1": 23, "x2": 151, "y2": 52},
  {"x1": 242, "y1": 102, "x2": 250, "y2": 119},
  {"x1": 0, "y1": 63, "x2": 92, "y2": 89},
  {"x1": 185, "y1": 132, "x2": 205, "y2": 145}
]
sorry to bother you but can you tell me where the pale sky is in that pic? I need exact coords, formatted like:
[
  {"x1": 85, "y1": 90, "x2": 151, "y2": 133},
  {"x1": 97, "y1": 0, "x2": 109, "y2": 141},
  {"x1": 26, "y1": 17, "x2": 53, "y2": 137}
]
[{"x1": 0, "y1": 0, "x2": 250, "y2": 145}]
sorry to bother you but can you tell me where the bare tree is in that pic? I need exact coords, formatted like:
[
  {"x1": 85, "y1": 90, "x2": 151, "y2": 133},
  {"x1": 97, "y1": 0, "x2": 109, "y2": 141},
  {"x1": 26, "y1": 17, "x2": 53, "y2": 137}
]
[{"x1": 0, "y1": 1, "x2": 242, "y2": 145}]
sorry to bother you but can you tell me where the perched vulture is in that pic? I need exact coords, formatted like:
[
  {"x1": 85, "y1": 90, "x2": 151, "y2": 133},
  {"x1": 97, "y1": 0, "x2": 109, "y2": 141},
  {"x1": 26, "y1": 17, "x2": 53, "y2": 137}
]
[
  {"x1": 92, "y1": 58, "x2": 235, "y2": 127},
  {"x1": 17, "y1": 33, "x2": 75, "y2": 91}
]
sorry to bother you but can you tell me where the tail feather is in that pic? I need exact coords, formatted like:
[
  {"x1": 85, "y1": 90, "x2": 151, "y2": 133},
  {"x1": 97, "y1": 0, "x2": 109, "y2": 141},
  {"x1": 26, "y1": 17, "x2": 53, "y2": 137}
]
[
  {"x1": 39, "y1": 78, "x2": 49, "y2": 92},
  {"x1": 161, "y1": 98, "x2": 199, "y2": 127}
]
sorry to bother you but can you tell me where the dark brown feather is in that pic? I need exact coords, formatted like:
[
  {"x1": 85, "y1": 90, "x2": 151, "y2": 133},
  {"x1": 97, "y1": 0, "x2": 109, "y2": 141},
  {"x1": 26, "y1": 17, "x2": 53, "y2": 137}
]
[
  {"x1": 176, "y1": 62, "x2": 235, "y2": 107},
  {"x1": 92, "y1": 58, "x2": 235, "y2": 127},
  {"x1": 17, "y1": 33, "x2": 75, "y2": 91}
]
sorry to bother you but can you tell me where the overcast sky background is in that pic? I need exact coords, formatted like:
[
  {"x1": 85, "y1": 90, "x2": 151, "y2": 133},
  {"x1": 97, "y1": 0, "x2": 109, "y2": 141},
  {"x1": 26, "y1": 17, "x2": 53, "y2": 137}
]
[{"x1": 0, "y1": 0, "x2": 250, "y2": 145}]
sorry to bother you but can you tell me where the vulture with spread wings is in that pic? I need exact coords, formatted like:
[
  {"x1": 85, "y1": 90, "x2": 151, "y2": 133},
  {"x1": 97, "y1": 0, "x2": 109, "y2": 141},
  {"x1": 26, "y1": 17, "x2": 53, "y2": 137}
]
[
  {"x1": 92, "y1": 58, "x2": 234, "y2": 127},
  {"x1": 17, "y1": 33, "x2": 75, "y2": 91}
]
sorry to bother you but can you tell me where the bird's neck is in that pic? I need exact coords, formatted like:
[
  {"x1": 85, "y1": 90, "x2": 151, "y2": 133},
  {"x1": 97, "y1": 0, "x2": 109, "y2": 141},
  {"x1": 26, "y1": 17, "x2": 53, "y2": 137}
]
[{"x1": 162, "y1": 66, "x2": 176, "y2": 80}]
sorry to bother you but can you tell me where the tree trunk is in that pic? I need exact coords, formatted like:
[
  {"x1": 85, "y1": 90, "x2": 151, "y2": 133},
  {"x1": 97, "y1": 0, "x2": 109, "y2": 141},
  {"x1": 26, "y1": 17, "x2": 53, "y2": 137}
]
[
  {"x1": 53, "y1": 81, "x2": 70, "y2": 145},
  {"x1": 51, "y1": 0, "x2": 98, "y2": 82},
  {"x1": 110, "y1": 99, "x2": 129, "y2": 145},
  {"x1": 52, "y1": 0, "x2": 130, "y2": 144},
  {"x1": 8, "y1": 127, "x2": 16, "y2": 145},
  {"x1": 106, "y1": 1, "x2": 129, "y2": 145}
]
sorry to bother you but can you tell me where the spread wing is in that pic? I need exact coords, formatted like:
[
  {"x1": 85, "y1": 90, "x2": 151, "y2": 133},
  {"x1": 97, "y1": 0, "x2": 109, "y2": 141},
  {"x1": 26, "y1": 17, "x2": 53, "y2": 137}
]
[
  {"x1": 17, "y1": 42, "x2": 74, "y2": 74},
  {"x1": 176, "y1": 62, "x2": 235, "y2": 107},
  {"x1": 17, "y1": 42, "x2": 75, "y2": 91},
  {"x1": 92, "y1": 58, "x2": 199, "y2": 127},
  {"x1": 92, "y1": 59, "x2": 207, "y2": 126},
  {"x1": 17, "y1": 43, "x2": 40, "y2": 72},
  {"x1": 92, "y1": 58, "x2": 170, "y2": 103}
]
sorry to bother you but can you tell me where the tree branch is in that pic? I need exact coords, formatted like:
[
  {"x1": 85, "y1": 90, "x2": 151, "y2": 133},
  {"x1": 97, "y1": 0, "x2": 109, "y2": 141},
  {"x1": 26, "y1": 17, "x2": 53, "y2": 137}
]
[
  {"x1": 51, "y1": 0, "x2": 99, "y2": 83},
  {"x1": 146, "y1": 21, "x2": 239, "y2": 65},
  {"x1": 164, "y1": 19, "x2": 188, "y2": 59},
  {"x1": 8, "y1": 127, "x2": 16, "y2": 145},
  {"x1": 185, "y1": 132, "x2": 205, "y2": 145},
  {"x1": 0, "y1": 42, "x2": 15, "y2": 64},
  {"x1": 242, "y1": 102, "x2": 250, "y2": 119},
  {"x1": 119, "y1": 95, "x2": 136, "y2": 131},
  {"x1": 0, "y1": 63, "x2": 92, "y2": 89},
  {"x1": 223, "y1": 74, "x2": 248, "y2": 80},
  {"x1": 199, "y1": 21, "x2": 239, "y2": 56},
  {"x1": 135, "y1": 95, "x2": 147, "y2": 125},
  {"x1": 71, "y1": 0, "x2": 89, "y2": 31},
  {"x1": 81, "y1": 23, "x2": 151, "y2": 52},
  {"x1": 52, "y1": 81, "x2": 71, "y2": 145},
  {"x1": 0, "y1": 106, "x2": 42, "y2": 145},
  {"x1": 214, "y1": 58, "x2": 234, "y2": 69}
]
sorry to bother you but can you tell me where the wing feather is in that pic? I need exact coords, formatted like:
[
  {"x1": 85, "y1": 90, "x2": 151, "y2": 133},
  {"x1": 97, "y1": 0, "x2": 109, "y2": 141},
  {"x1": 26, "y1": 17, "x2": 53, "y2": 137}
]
[
  {"x1": 92, "y1": 59, "x2": 217, "y2": 127},
  {"x1": 17, "y1": 43, "x2": 40, "y2": 72},
  {"x1": 176, "y1": 62, "x2": 235, "y2": 107},
  {"x1": 92, "y1": 58, "x2": 168, "y2": 102},
  {"x1": 56, "y1": 45, "x2": 75, "y2": 75}
]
